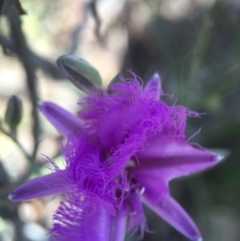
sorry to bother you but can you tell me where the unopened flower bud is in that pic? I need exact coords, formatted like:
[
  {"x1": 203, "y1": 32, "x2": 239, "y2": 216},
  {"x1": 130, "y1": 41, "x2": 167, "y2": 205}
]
[
  {"x1": 57, "y1": 55, "x2": 102, "y2": 93},
  {"x1": 5, "y1": 95, "x2": 23, "y2": 130}
]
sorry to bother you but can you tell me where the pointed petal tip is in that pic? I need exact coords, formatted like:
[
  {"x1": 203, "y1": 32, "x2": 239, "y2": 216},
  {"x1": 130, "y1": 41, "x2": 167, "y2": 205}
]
[
  {"x1": 196, "y1": 237, "x2": 203, "y2": 241},
  {"x1": 37, "y1": 101, "x2": 83, "y2": 136},
  {"x1": 38, "y1": 101, "x2": 54, "y2": 115},
  {"x1": 8, "y1": 192, "x2": 22, "y2": 202},
  {"x1": 150, "y1": 72, "x2": 161, "y2": 85},
  {"x1": 38, "y1": 101, "x2": 45, "y2": 108},
  {"x1": 217, "y1": 155, "x2": 224, "y2": 162},
  {"x1": 142, "y1": 194, "x2": 202, "y2": 241},
  {"x1": 38, "y1": 101, "x2": 51, "y2": 111},
  {"x1": 145, "y1": 72, "x2": 162, "y2": 100},
  {"x1": 8, "y1": 194, "x2": 14, "y2": 201},
  {"x1": 38, "y1": 101, "x2": 43, "y2": 105},
  {"x1": 9, "y1": 172, "x2": 71, "y2": 203},
  {"x1": 153, "y1": 72, "x2": 161, "y2": 79},
  {"x1": 209, "y1": 148, "x2": 229, "y2": 162}
]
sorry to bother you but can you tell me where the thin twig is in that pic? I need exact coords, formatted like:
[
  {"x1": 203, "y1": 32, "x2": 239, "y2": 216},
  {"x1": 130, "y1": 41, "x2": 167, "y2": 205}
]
[
  {"x1": 68, "y1": 3, "x2": 89, "y2": 54},
  {"x1": 0, "y1": 126, "x2": 32, "y2": 163},
  {"x1": 89, "y1": 0, "x2": 106, "y2": 47},
  {"x1": 0, "y1": 126, "x2": 45, "y2": 198},
  {"x1": 0, "y1": 34, "x2": 66, "y2": 80},
  {"x1": 3, "y1": 0, "x2": 40, "y2": 159}
]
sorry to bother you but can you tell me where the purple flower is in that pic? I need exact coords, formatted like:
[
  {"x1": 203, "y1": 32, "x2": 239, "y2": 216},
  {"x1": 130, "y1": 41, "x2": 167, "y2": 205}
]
[{"x1": 9, "y1": 73, "x2": 222, "y2": 241}]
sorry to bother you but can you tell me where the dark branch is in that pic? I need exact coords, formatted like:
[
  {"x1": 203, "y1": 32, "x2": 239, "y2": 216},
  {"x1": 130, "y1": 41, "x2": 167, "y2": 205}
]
[
  {"x1": 0, "y1": 34, "x2": 65, "y2": 80},
  {"x1": 89, "y1": 0, "x2": 105, "y2": 47},
  {"x1": 3, "y1": 0, "x2": 40, "y2": 158}
]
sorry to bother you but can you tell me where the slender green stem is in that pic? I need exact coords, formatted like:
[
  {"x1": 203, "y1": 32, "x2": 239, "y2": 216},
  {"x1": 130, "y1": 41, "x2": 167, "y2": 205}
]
[{"x1": 0, "y1": 126, "x2": 33, "y2": 164}]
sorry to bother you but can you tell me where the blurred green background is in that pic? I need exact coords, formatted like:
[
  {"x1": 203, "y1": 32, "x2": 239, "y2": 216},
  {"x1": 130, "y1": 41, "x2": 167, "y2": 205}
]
[{"x1": 0, "y1": 0, "x2": 240, "y2": 240}]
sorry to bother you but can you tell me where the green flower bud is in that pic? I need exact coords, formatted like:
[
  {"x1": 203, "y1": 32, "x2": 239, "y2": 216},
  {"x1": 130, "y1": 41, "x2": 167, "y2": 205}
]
[
  {"x1": 57, "y1": 55, "x2": 102, "y2": 93},
  {"x1": 5, "y1": 95, "x2": 23, "y2": 130}
]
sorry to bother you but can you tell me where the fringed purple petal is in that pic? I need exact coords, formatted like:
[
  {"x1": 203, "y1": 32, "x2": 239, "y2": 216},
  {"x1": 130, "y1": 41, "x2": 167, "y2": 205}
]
[
  {"x1": 79, "y1": 80, "x2": 156, "y2": 151},
  {"x1": 79, "y1": 79, "x2": 174, "y2": 179},
  {"x1": 78, "y1": 78, "x2": 200, "y2": 181},
  {"x1": 50, "y1": 194, "x2": 113, "y2": 241},
  {"x1": 63, "y1": 133, "x2": 129, "y2": 211},
  {"x1": 39, "y1": 101, "x2": 83, "y2": 137},
  {"x1": 9, "y1": 171, "x2": 70, "y2": 202},
  {"x1": 144, "y1": 73, "x2": 162, "y2": 100},
  {"x1": 142, "y1": 194, "x2": 202, "y2": 241},
  {"x1": 135, "y1": 134, "x2": 222, "y2": 180}
]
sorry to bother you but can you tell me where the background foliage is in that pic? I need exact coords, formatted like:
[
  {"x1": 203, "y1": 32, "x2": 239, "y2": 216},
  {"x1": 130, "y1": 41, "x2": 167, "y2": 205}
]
[{"x1": 0, "y1": 0, "x2": 239, "y2": 240}]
